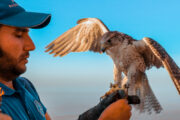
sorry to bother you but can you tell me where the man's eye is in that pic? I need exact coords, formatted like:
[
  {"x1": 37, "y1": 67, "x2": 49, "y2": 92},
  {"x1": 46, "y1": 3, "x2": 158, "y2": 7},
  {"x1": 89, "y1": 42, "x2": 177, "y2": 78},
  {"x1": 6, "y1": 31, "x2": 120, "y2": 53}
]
[{"x1": 15, "y1": 34, "x2": 23, "y2": 38}]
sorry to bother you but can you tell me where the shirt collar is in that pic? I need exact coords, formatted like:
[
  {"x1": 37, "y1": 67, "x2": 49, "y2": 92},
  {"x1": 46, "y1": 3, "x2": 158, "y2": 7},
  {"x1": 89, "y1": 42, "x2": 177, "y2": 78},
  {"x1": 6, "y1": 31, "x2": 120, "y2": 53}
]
[{"x1": 0, "y1": 77, "x2": 25, "y2": 96}]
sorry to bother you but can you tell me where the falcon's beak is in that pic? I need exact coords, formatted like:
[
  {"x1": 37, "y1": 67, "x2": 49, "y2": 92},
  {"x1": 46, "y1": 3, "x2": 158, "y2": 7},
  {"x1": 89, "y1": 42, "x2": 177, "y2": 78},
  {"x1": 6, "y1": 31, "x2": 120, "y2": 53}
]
[
  {"x1": 101, "y1": 47, "x2": 106, "y2": 53},
  {"x1": 100, "y1": 42, "x2": 107, "y2": 53}
]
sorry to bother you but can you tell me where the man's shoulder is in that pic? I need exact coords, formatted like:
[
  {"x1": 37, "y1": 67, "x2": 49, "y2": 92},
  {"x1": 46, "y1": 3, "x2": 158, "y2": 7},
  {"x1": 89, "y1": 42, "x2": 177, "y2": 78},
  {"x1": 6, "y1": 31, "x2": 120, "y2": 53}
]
[
  {"x1": 16, "y1": 77, "x2": 38, "y2": 97},
  {"x1": 16, "y1": 77, "x2": 34, "y2": 88}
]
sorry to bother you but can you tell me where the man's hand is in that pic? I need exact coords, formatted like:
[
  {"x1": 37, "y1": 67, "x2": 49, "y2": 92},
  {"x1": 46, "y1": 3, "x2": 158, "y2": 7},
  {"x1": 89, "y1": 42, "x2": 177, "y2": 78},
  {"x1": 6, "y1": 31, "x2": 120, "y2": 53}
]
[
  {"x1": 78, "y1": 90, "x2": 133, "y2": 120},
  {"x1": 98, "y1": 99, "x2": 132, "y2": 120},
  {"x1": 0, "y1": 113, "x2": 12, "y2": 120}
]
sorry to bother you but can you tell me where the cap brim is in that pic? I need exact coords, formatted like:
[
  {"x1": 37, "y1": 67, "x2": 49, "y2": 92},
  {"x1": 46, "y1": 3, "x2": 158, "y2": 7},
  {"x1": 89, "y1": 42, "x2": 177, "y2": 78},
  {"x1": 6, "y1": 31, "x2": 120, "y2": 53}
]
[{"x1": 0, "y1": 11, "x2": 51, "y2": 29}]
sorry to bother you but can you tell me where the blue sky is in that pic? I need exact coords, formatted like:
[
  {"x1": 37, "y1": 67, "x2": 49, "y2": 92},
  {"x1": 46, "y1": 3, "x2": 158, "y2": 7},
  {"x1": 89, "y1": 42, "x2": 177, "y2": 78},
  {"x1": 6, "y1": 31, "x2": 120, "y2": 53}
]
[{"x1": 15, "y1": 0, "x2": 180, "y2": 119}]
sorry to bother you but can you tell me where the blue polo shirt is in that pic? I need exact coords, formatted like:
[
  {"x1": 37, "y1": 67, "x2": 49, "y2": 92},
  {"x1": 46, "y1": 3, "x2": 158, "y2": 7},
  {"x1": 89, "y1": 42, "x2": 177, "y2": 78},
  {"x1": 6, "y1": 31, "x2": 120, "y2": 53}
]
[{"x1": 0, "y1": 77, "x2": 47, "y2": 120}]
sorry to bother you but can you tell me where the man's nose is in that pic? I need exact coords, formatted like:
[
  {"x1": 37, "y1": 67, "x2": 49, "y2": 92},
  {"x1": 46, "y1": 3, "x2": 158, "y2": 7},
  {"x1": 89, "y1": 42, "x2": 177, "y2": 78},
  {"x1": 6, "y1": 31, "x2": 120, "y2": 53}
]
[{"x1": 24, "y1": 35, "x2": 35, "y2": 51}]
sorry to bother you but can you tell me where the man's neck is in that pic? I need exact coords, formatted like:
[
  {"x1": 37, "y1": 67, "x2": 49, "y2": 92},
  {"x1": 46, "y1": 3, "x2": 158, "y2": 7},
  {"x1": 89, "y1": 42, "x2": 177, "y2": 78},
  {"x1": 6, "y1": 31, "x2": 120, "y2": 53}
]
[{"x1": 0, "y1": 77, "x2": 14, "y2": 89}]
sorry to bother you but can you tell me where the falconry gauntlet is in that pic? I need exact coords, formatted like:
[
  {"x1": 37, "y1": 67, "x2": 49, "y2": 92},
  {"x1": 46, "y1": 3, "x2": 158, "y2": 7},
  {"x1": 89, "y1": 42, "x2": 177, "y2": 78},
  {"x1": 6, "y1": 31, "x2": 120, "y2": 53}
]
[{"x1": 78, "y1": 90, "x2": 140, "y2": 120}]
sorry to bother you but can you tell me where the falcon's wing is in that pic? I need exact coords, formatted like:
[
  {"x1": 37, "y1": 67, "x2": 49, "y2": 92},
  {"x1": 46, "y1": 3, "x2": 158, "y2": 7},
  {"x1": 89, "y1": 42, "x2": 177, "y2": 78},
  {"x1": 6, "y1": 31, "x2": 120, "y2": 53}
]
[
  {"x1": 143, "y1": 37, "x2": 180, "y2": 94},
  {"x1": 45, "y1": 18, "x2": 109, "y2": 57}
]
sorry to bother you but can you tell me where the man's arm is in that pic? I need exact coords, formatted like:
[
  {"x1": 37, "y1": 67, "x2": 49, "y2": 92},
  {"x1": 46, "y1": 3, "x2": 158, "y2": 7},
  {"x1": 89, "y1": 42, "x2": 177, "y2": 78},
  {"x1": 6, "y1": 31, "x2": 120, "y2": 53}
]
[{"x1": 0, "y1": 113, "x2": 12, "y2": 120}]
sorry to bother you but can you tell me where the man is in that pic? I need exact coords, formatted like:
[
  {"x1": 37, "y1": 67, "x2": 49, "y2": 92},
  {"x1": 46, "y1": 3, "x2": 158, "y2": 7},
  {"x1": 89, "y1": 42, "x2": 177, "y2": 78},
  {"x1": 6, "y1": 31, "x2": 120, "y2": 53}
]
[{"x1": 0, "y1": 0, "x2": 131, "y2": 120}]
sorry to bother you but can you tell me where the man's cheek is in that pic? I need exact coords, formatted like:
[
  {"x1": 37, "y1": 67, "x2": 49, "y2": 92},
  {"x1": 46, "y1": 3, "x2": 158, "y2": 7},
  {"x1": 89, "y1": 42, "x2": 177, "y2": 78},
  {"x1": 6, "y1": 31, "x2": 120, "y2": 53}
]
[{"x1": 3, "y1": 39, "x2": 23, "y2": 59}]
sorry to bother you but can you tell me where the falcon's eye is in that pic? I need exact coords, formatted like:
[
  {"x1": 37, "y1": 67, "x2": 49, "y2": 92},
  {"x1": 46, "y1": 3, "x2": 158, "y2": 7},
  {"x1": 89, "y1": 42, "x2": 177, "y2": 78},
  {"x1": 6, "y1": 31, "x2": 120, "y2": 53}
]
[{"x1": 107, "y1": 40, "x2": 111, "y2": 43}]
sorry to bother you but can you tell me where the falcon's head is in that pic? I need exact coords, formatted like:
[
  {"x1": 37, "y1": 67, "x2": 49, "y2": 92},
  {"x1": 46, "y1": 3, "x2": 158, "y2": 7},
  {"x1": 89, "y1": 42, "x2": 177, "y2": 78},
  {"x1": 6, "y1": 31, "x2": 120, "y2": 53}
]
[
  {"x1": 100, "y1": 31, "x2": 135, "y2": 52},
  {"x1": 100, "y1": 31, "x2": 124, "y2": 52}
]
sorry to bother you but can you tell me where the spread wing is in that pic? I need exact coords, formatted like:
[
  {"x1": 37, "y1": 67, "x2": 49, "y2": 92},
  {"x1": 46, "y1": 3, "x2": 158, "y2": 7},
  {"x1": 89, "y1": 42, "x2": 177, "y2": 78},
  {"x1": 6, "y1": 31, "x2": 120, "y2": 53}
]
[
  {"x1": 143, "y1": 37, "x2": 180, "y2": 94},
  {"x1": 45, "y1": 18, "x2": 109, "y2": 57}
]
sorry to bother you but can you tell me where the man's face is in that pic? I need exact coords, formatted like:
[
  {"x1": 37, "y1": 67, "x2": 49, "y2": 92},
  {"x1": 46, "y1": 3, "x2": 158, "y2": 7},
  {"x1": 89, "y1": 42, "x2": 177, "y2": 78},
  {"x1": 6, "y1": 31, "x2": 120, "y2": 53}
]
[{"x1": 0, "y1": 25, "x2": 35, "y2": 80}]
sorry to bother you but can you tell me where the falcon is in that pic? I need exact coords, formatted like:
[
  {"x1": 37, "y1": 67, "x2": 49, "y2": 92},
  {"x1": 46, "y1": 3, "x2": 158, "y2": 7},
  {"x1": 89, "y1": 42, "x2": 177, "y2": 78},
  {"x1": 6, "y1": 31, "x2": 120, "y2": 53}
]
[{"x1": 45, "y1": 18, "x2": 180, "y2": 114}]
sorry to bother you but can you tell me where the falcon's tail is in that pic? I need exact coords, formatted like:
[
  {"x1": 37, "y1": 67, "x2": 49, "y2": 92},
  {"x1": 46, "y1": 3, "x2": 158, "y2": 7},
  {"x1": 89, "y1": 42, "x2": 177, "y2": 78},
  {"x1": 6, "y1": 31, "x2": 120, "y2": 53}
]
[{"x1": 129, "y1": 73, "x2": 162, "y2": 114}]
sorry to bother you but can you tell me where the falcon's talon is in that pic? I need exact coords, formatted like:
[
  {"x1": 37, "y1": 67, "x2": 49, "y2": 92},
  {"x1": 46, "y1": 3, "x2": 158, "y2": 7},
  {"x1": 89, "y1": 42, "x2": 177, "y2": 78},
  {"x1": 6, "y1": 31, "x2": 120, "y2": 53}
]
[
  {"x1": 124, "y1": 84, "x2": 130, "y2": 89},
  {"x1": 124, "y1": 84, "x2": 130, "y2": 95},
  {"x1": 110, "y1": 83, "x2": 113, "y2": 88},
  {"x1": 100, "y1": 83, "x2": 121, "y2": 100}
]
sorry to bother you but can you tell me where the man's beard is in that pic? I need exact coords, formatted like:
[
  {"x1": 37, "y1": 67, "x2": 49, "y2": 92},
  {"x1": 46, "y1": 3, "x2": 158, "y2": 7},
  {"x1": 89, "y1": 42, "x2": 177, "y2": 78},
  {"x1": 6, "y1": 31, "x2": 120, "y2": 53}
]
[{"x1": 0, "y1": 48, "x2": 27, "y2": 81}]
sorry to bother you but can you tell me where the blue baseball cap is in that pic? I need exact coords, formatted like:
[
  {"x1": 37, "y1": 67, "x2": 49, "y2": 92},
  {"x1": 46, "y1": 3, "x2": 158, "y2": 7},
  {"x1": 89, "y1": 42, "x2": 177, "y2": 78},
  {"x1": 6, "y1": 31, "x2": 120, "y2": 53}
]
[{"x1": 0, "y1": 0, "x2": 51, "y2": 29}]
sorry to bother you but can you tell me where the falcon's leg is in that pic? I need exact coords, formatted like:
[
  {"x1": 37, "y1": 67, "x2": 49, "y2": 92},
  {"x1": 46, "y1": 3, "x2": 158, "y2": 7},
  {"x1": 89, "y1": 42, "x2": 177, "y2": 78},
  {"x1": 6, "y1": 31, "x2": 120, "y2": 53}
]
[
  {"x1": 123, "y1": 64, "x2": 141, "y2": 91},
  {"x1": 113, "y1": 64, "x2": 122, "y2": 86},
  {"x1": 100, "y1": 64, "x2": 123, "y2": 100}
]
